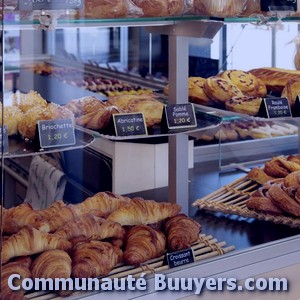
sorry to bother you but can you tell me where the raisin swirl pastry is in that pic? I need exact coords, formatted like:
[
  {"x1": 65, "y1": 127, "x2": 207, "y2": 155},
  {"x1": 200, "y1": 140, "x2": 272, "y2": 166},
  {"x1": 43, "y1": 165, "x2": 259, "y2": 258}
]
[
  {"x1": 203, "y1": 77, "x2": 243, "y2": 106},
  {"x1": 220, "y1": 70, "x2": 267, "y2": 97},
  {"x1": 225, "y1": 95, "x2": 263, "y2": 116}
]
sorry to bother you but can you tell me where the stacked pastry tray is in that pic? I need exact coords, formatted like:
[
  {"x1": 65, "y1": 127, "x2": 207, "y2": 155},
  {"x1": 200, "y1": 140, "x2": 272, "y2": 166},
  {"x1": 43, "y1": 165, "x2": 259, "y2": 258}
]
[
  {"x1": 193, "y1": 176, "x2": 300, "y2": 228},
  {"x1": 23, "y1": 233, "x2": 234, "y2": 300}
]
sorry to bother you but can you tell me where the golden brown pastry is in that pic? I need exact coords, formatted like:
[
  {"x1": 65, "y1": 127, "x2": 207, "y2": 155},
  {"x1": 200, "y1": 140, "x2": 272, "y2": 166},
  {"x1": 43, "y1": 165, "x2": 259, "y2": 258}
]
[
  {"x1": 79, "y1": 0, "x2": 128, "y2": 18},
  {"x1": 264, "y1": 159, "x2": 290, "y2": 178},
  {"x1": 107, "y1": 94, "x2": 164, "y2": 127},
  {"x1": 248, "y1": 167, "x2": 275, "y2": 184},
  {"x1": 281, "y1": 79, "x2": 300, "y2": 107},
  {"x1": 12, "y1": 90, "x2": 47, "y2": 113},
  {"x1": 107, "y1": 197, "x2": 181, "y2": 226},
  {"x1": 18, "y1": 103, "x2": 74, "y2": 140},
  {"x1": 124, "y1": 225, "x2": 166, "y2": 266},
  {"x1": 220, "y1": 70, "x2": 267, "y2": 97},
  {"x1": 203, "y1": 77, "x2": 243, "y2": 106},
  {"x1": 249, "y1": 67, "x2": 300, "y2": 93},
  {"x1": 77, "y1": 191, "x2": 131, "y2": 216},
  {"x1": 225, "y1": 95, "x2": 262, "y2": 116},
  {"x1": 1, "y1": 259, "x2": 32, "y2": 300},
  {"x1": 240, "y1": 0, "x2": 261, "y2": 16},
  {"x1": 3, "y1": 203, "x2": 50, "y2": 234},
  {"x1": 276, "y1": 157, "x2": 300, "y2": 172},
  {"x1": 246, "y1": 196, "x2": 284, "y2": 215},
  {"x1": 268, "y1": 184, "x2": 300, "y2": 217},
  {"x1": 31, "y1": 250, "x2": 72, "y2": 297},
  {"x1": 288, "y1": 155, "x2": 300, "y2": 165},
  {"x1": 0, "y1": 106, "x2": 24, "y2": 136},
  {"x1": 37, "y1": 200, "x2": 66, "y2": 220},
  {"x1": 54, "y1": 214, "x2": 125, "y2": 241},
  {"x1": 164, "y1": 214, "x2": 201, "y2": 251},
  {"x1": 132, "y1": 0, "x2": 185, "y2": 17},
  {"x1": 71, "y1": 241, "x2": 122, "y2": 278},
  {"x1": 1, "y1": 226, "x2": 72, "y2": 264},
  {"x1": 284, "y1": 171, "x2": 300, "y2": 187},
  {"x1": 64, "y1": 96, "x2": 107, "y2": 116}
]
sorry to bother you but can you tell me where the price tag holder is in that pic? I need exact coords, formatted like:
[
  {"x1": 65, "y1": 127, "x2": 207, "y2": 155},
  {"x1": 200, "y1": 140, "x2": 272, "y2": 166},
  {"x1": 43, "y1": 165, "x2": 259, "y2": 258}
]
[
  {"x1": 19, "y1": 0, "x2": 83, "y2": 11},
  {"x1": 292, "y1": 95, "x2": 300, "y2": 117},
  {"x1": 113, "y1": 113, "x2": 148, "y2": 137},
  {"x1": 166, "y1": 248, "x2": 195, "y2": 269},
  {"x1": 37, "y1": 118, "x2": 76, "y2": 149},
  {"x1": 261, "y1": 0, "x2": 297, "y2": 12},
  {"x1": 0, "y1": 126, "x2": 9, "y2": 154},
  {"x1": 258, "y1": 97, "x2": 292, "y2": 118},
  {"x1": 162, "y1": 103, "x2": 197, "y2": 131}
]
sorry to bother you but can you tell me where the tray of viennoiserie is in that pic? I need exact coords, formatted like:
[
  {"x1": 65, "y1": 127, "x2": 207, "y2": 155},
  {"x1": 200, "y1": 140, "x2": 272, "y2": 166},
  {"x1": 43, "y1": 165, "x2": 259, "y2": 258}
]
[
  {"x1": 164, "y1": 68, "x2": 300, "y2": 119},
  {"x1": 0, "y1": 192, "x2": 235, "y2": 300},
  {"x1": 193, "y1": 154, "x2": 300, "y2": 228}
]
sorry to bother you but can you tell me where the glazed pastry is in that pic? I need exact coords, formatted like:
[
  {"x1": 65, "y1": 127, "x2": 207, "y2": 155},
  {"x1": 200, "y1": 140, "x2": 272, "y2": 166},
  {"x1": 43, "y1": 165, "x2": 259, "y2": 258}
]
[
  {"x1": 64, "y1": 96, "x2": 107, "y2": 116},
  {"x1": 203, "y1": 77, "x2": 243, "y2": 106},
  {"x1": 71, "y1": 241, "x2": 122, "y2": 278},
  {"x1": 225, "y1": 95, "x2": 262, "y2": 116},
  {"x1": 107, "y1": 197, "x2": 181, "y2": 226},
  {"x1": 0, "y1": 106, "x2": 23, "y2": 136},
  {"x1": 54, "y1": 214, "x2": 125, "y2": 241},
  {"x1": 3, "y1": 203, "x2": 50, "y2": 234},
  {"x1": 220, "y1": 70, "x2": 267, "y2": 97},
  {"x1": 131, "y1": 0, "x2": 185, "y2": 17},
  {"x1": 276, "y1": 157, "x2": 300, "y2": 172},
  {"x1": 31, "y1": 250, "x2": 72, "y2": 297},
  {"x1": 268, "y1": 184, "x2": 300, "y2": 217},
  {"x1": 1, "y1": 259, "x2": 32, "y2": 300},
  {"x1": 264, "y1": 159, "x2": 290, "y2": 178},
  {"x1": 246, "y1": 196, "x2": 284, "y2": 215},
  {"x1": 249, "y1": 67, "x2": 300, "y2": 93},
  {"x1": 124, "y1": 225, "x2": 166, "y2": 266},
  {"x1": 18, "y1": 103, "x2": 74, "y2": 140},
  {"x1": 281, "y1": 79, "x2": 300, "y2": 107},
  {"x1": 248, "y1": 167, "x2": 275, "y2": 184},
  {"x1": 1, "y1": 226, "x2": 72, "y2": 264},
  {"x1": 287, "y1": 155, "x2": 300, "y2": 165},
  {"x1": 12, "y1": 90, "x2": 47, "y2": 113},
  {"x1": 164, "y1": 214, "x2": 201, "y2": 251}
]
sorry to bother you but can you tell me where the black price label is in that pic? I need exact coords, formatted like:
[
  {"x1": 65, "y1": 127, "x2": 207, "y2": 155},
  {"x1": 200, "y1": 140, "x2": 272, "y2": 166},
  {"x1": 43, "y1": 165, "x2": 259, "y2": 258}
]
[
  {"x1": 261, "y1": 0, "x2": 297, "y2": 11},
  {"x1": 113, "y1": 113, "x2": 148, "y2": 137},
  {"x1": 19, "y1": 0, "x2": 83, "y2": 11},
  {"x1": 258, "y1": 98, "x2": 292, "y2": 118},
  {"x1": 0, "y1": 126, "x2": 9, "y2": 154},
  {"x1": 37, "y1": 118, "x2": 76, "y2": 149},
  {"x1": 166, "y1": 248, "x2": 195, "y2": 269},
  {"x1": 164, "y1": 103, "x2": 197, "y2": 130}
]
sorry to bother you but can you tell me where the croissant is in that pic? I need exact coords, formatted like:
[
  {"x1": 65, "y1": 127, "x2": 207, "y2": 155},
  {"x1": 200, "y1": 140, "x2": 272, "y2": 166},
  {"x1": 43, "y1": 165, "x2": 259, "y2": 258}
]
[
  {"x1": 2, "y1": 203, "x2": 50, "y2": 234},
  {"x1": 1, "y1": 258, "x2": 32, "y2": 300},
  {"x1": 164, "y1": 214, "x2": 201, "y2": 251},
  {"x1": 31, "y1": 250, "x2": 72, "y2": 297},
  {"x1": 54, "y1": 214, "x2": 125, "y2": 241},
  {"x1": 284, "y1": 171, "x2": 300, "y2": 188},
  {"x1": 1, "y1": 226, "x2": 72, "y2": 264},
  {"x1": 264, "y1": 159, "x2": 289, "y2": 178},
  {"x1": 71, "y1": 241, "x2": 123, "y2": 278},
  {"x1": 77, "y1": 191, "x2": 130, "y2": 216},
  {"x1": 124, "y1": 225, "x2": 166, "y2": 266},
  {"x1": 37, "y1": 200, "x2": 66, "y2": 220},
  {"x1": 107, "y1": 198, "x2": 181, "y2": 226}
]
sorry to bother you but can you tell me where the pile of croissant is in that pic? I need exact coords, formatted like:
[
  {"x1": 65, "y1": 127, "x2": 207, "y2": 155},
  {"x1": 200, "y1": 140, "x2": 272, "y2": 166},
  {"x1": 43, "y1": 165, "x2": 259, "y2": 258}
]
[
  {"x1": 246, "y1": 155, "x2": 300, "y2": 217},
  {"x1": 1, "y1": 192, "x2": 201, "y2": 299}
]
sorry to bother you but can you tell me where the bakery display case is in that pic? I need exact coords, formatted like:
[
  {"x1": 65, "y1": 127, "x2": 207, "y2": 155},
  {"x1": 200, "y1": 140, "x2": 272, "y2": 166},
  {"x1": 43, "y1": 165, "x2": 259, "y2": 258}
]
[{"x1": 2, "y1": 1, "x2": 300, "y2": 300}]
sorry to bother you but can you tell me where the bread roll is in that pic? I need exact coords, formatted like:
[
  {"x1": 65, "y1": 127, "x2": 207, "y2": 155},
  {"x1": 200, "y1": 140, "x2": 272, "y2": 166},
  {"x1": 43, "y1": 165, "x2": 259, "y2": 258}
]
[
  {"x1": 12, "y1": 90, "x2": 47, "y2": 113},
  {"x1": 132, "y1": 0, "x2": 185, "y2": 17},
  {"x1": 18, "y1": 103, "x2": 74, "y2": 140},
  {"x1": 0, "y1": 106, "x2": 23, "y2": 136}
]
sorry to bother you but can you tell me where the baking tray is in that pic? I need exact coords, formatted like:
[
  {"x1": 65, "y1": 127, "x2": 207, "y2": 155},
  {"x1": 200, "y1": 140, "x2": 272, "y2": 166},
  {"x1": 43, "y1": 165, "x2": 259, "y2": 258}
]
[
  {"x1": 22, "y1": 233, "x2": 235, "y2": 300},
  {"x1": 193, "y1": 176, "x2": 300, "y2": 228}
]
